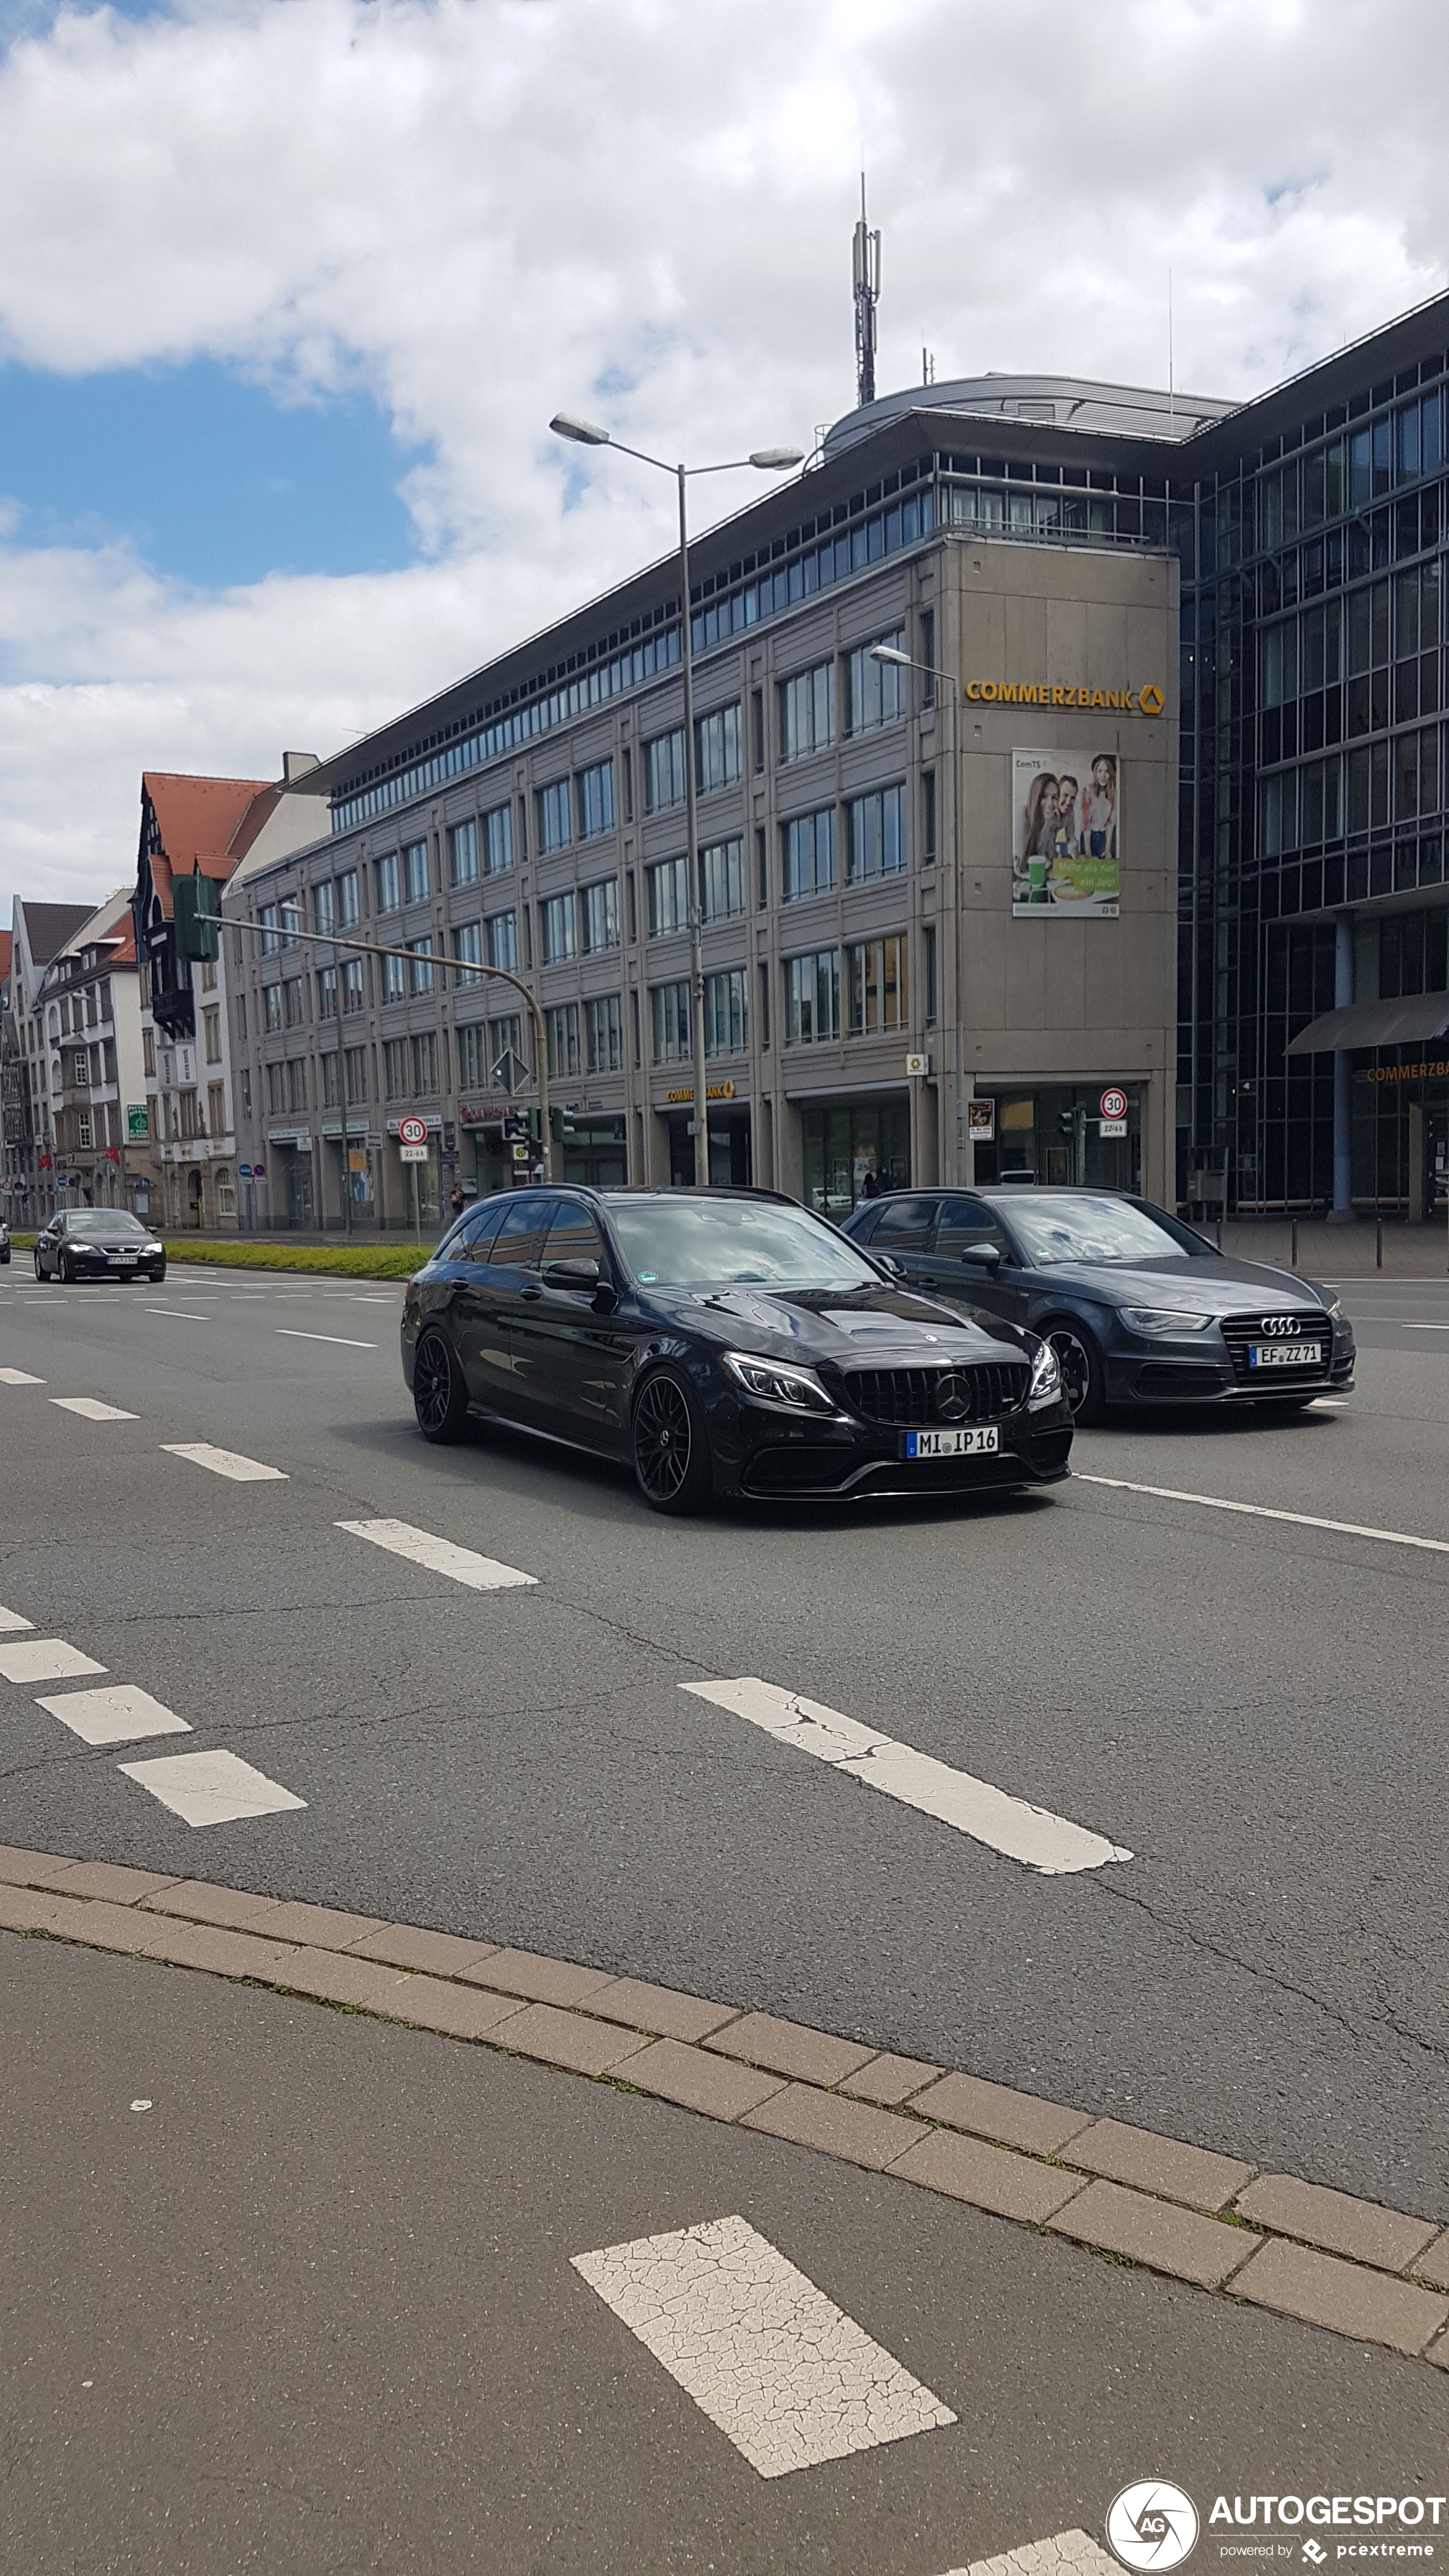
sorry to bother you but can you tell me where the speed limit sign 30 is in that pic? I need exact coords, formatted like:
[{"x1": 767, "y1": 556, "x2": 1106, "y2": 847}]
[
  {"x1": 1099, "y1": 1088, "x2": 1128, "y2": 1122},
  {"x1": 398, "y1": 1115, "x2": 428, "y2": 1146}
]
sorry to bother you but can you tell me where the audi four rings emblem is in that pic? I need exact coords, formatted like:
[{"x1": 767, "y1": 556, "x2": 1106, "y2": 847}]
[{"x1": 1261, "y1": 1315, "x2": 1302, "y2": 1335}]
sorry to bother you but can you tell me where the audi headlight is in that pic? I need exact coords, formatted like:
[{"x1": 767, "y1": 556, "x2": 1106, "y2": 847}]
[
  {"x1": 721, "y1": 1351, "x2": 836, "y2": 1413},
  {"x1": 1027, "y1": 1340, "x2": 1062, "y2": 1407},
  {"x1": 1120, "y1": 1306, "x2": 1216, "y2": 1335},
  {"x1": 1317, "y1": 1291, "x2": 1343, "y2": 1318}
]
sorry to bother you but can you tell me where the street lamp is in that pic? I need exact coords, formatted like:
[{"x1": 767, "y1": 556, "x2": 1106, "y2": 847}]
[
  {"x1": 871, "y1": 642, "x2": 965, "y2": 1184},
  {"x1": 551, "y1": 412, "x2": 804, "y2": 1185}
]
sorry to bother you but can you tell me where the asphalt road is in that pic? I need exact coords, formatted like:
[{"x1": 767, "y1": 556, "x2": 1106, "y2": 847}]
[
  {"x1": 6, "y1": 1935, "x2": 1445, "y2": 2576},
  {"x1": 1, "y1": 1258, "x2": 1447, "y2": 2213}
]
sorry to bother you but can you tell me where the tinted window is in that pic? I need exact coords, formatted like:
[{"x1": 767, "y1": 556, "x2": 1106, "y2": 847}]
[
  {"x1": 543, "y1": 1197, "x2": 606, "y2": 1269},
  {"x1": 64, "y1": 1211, "x2": 151, "y2": 1240},
  {"x1": 488, "y1": 1195, "x2": 554, "y2": 1270},
  {"x1": 870, "y1": 1195, "x2": 939, "y2": 1253},
  {"x1": 456, "y1": 1200, "x2": 508, "y2": 1262},
  {"x1": 933, "y1": 1196, "x2": 1010, "y2": 1259},
  {"x1": 608, "y1": 1197, "x2": 880, "y2": 1291}
]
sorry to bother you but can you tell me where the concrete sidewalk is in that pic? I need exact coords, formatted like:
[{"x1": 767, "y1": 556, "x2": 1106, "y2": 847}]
[
  {"x1": 4, "y1": 1935, "x2": 1442, "y2": 2576},
  {"x1": 1220, "y1": 1213, "x2": 1449, "y2": 1277}
]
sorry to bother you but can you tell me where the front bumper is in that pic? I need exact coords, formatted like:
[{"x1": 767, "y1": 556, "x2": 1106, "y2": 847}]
[
  {"x1": 705, "y1": 1388, "x2": 1074, "y2": 1500},
  {"x1": 1104, "y1": 1327, "x2": 1355, "y2": 1406}
]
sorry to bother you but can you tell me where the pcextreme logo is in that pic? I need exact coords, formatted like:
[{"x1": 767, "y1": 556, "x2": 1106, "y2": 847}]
[{"x1": 966, "y1": 679, "x2": 1165, "y2": 715}]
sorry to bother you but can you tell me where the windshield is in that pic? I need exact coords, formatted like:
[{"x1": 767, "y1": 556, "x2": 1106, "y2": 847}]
[
  {"x1": 66, "y1": 1212, "x2": 152, "y2": 1241},
  {"x1": 1001, "y1": 1194, "x2": 1210, "y2": 1267},
  {"x1": 609, "y1": 1198, "x2": 883, "y2": 1292}
]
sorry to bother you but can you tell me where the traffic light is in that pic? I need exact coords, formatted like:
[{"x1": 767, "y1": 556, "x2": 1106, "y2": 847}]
[{"x1": 173, "y1": 872, "x2": 220, "y2": 963}]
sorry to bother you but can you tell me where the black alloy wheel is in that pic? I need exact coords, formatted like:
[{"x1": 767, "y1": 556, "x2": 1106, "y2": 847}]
[
  {"x1": 412, "y1": 1328, "x2": 471, "y2": 1444},
  {"x1": 1044, "y1": 1318, "x2": 1106, "y2": 1425},
  {"x1": 632, "y1": 1368, "x2": 711, "y2": 1516},
  {"x1": 59, "y1": 1251, "x2": 76, "y2": 1285}
]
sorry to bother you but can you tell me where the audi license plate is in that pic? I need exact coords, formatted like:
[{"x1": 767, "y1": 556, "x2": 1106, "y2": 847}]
[
  {"x1": 902, "y1": 1425, "x2": 1000, "y2": 1458},
  {"x1": 1248, "y1": 1342, "x2": 1321, "y2": 1368}
]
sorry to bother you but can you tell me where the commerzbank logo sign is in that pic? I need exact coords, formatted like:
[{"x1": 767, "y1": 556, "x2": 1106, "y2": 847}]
[{"x1": 967, "y1": 678, "x2": 1165, "y2": 715}]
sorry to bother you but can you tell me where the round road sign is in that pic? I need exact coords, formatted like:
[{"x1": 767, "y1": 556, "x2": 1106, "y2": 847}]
[
  {"x1": 398, "y1": 1116, "x2": 428, "y2": 1147},
  {"x1": 1100, "y1": 1088, "x2": 1128, "y2": 1123}
]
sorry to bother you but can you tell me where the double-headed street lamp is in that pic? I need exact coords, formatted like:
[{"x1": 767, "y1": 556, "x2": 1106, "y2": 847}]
[
  {"x1": 551, "y1": 412, "x2": 803, "y2": 1185},
  {"x1": 871, "y1": 642, "x2": 965, "y2": 1185}
]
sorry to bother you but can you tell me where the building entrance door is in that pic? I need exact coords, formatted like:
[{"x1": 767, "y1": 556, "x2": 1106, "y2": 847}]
[{"x1": 284, "y1": 1152, "x2": 314, "y2": 1230}]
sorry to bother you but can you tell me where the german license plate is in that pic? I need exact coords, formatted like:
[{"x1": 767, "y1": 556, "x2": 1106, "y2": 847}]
[
  {"x1": 1248, "y1": 1342, "x2": 1321, "y2": 1368},
  {"x1": 902, "y1": 1425, "x2": 1000, "y2": 1458},
  {"x1": 108, "y1": 1253, "x2": 137, "y2": 1266}
]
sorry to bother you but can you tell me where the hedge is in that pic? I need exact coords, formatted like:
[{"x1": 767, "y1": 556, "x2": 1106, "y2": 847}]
[{"x1": 7, "y1": 1232, "x2": 425, "y2": 1279}]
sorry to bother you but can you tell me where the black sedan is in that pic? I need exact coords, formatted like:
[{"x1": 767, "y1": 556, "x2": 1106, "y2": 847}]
[
  {"x1": 841, "y1": 1186, "x2": 1354, "y2": 1423},
  {"x1": 33, "y1": 1208, "x2": 167, "y2": 1285},
  {"x1": 400, "y1": 1185, "x2": 1073, "y2": 1513}
]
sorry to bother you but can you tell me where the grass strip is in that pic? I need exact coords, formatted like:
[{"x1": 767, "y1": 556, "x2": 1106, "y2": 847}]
[{"x1": 7, "y1": 1233, "x2": 424, "y2": 1279}]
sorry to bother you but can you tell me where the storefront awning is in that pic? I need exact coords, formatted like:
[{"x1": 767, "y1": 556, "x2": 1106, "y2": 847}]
[{"x1": 1287, "y1": 996, "x2": 1449, "y2": 1054}]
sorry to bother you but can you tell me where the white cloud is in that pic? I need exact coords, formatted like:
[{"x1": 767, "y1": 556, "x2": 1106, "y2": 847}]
[{"x1": 0, "y1": 0, "x2": 1444, "y2": 913}]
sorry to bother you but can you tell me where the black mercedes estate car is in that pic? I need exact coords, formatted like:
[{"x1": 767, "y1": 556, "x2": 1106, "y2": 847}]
[
  {"x1": 400, "y1": 1186, "x2": 1073, "y2": 1513},
  {"x1": 841, "y1": 1186, "x2": 1354, "y2": 1422}
]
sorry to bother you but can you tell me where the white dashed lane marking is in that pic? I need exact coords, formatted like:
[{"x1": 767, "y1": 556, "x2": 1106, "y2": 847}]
[
  {"x1": 572, "y1": 2213, "x2": 954, "y2": 2479},
  {"x1": 277, "y1": 1328, "x2": 379, "y2": 1348},
  {"x1": 49, "y1": 1396, "x2": 138, "y2": 1421},
  {"x1": 0, "y1": 1367, "x2": 44, "y2": 1385},
  {"x1": 118, "y1": 1747, "x2": 307, "y2": 1827},
  {"x1": 143, "y1": 1307, "x2": 209, "y2": 1322},
  {"x1": 0, "y1": 1606, "x2": 35, "y2": 1633},
  {"x1": 0, "y1": 1638, "x2": 106, "y2": 1685},
  {"x1": 1074, "y1": 1472, "x2": 1449, "y2": 1559},
  {"x1": 336, "y1": 1517, "x2": 537, "y2": 1591},
  {"x1": 161, "y1": 1442, "x2": 288, "y2": 1483},
  {"x1": 682, "y1": 1678, "x2": 1131, "y2": 1876},
  {"x1": 939, "y1": 2533, "x2": 1118, "y2": 2576},
  {"x1": 36, "y1": 1684, "x2": 191, "y2": 1747}
]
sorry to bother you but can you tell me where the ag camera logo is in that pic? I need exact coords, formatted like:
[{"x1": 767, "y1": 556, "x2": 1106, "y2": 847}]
[{"x1": 1108, "y1": 2482, "x2": 1201, "y2": 2571}]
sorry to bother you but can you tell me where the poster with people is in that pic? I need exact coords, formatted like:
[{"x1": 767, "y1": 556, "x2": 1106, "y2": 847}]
[{"x1": 1011, "y1": 748, "x2": 1120, "y2": 917}]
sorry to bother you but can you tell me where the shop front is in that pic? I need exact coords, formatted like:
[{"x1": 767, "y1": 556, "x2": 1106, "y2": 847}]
[
  {"x1": 968, "y1": 1083, "x2": 1143, "y2": 1194},
  {"x1": 1351, "y1": 1054, "x2": 1449, "y2": 1217},
  {"x1": 266, "y1": 1129, "x2": 315, "y2": 1230},
  {"x1": 800, "y1": 1095, "x2": 911, "y2": 1218},
  {"x1": 319, "y1": 1125, "x2": 380, "y2": 1228},
  {"x1": 665, "y1": 1088, "x2": 750, "y2": 1188}
]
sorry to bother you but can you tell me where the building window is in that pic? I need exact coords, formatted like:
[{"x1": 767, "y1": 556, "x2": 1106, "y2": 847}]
[
  {"x1": 645, "y1": 728, "x2": 685, "y2": 812},
  {"x1": 545, "y1": 1002, "x2": 580, "y2": 1079},
  {"x1": 381, "y1": 950, "x2": 406, "y2": 1003},
  {"x1": 337, "y1": 869, "x2": 359, "y2": 927},
  {"x1": 317, "y1": 967, "x2": 337, "y2": 1020},
  {"x1": 383, "y1": 1040, "x2": 408, "y2": 1099},
  {"x1": 375, "y1": 853, "x2": 400, "y2": 914},
  {"x1": 313, "y1": 879, "x2": 335, "y2": 935},
  {"x1": 449, "y1": 819, "x2": 479, "y2": 886},
  {"x1": 286, "y1": 1060, "x2": 307, "y2": 1112},
  {"x1": 452, "y1": 921, "x2": 483, "y2": 986},
  {"x1": 847, "y1": 935, "x2": 908, "y2": 1033},
  {"x1": 784, "y1": 950, "x2": 840, "y2": 1044},
  {"x1": 701, "y1": 836, "x2": 745, "y2": 921},
  {"x1": 537, "y1": 778, "x2": 572, "y2": 852},
  {"x1": 455, "y1": 1022, "x2": 485, "y2": 1091},
  {"x1": 757, "y1": 962, "x2": 770, "y2": 1049},
  {"x1": 778, "y1": 661, "x2": 833, "y2": 761},
  {"x1": 199, "y1": 960, "x2": 216, "y2": 994},
  {"x1": 844, "y1": 630, "x2": 906, "y2": 733},
  {"x1": 72, "y1": 1048, "x2": 88, "y2": 1088},
  {"x1": 488, "y1": 1012, "x2": 523, "y2": 1076},
  {"x1": 486, "y1": 910, "x2": 519, "y2": 971},
  {"x1": 650, "y1": 979, "x2": 692, "y2": 1064},
  {"x1": 781, "y1": 809, "x2": 836, "y2": 900},
  {"x1": 76, "y1": 1114, "x2": 92, "y2": 1148},
  {"x1": 266, "y1": 1064, "x2": 284, "y2": 1115},
  {"x1": 234, "y1": 993, "x2": 248, "y2": 1041},
  {"x1": 647, "y1": 856, "x2": 689, "y2": 936},
  {"x1": 342, "y1": 958, "x2": 364, "y2": 1013},
  {"x1": 216, "y1": 1168, "x2": 236, "y2": 1218},
  {"x1": 279, "y1": 896, "x2": 300, "y2": 948},
  {"x1": 921, "y1": 770, "x2": 937, "y2": 865},
  {"x1": 411, "y1": 1031, "x2": 439, "y2": 1096},
  {"x1": 576, "y1": 759, "x2": 615, "y2": 839},
  {"x1": 585, "y1": 993, "x2": 624, "y2": 1074},
  {"x1": 283, "y1": 978, "x2": 304, "y2": 1026},
  {"x1": 208, "y1": 1080, "x2": 227, "y2": 1135},
  {"x1": 321, "y1": 1054, "x2": 340, "y2": 1109},
  {"x1": 404, "y1": 840, "x2": 430, "y2": 904},
  {"x1": 344, "y1": 1046, "x2": 367, "y2": 1105},
  {"x1": 918, "y1": 609, "x2": 935, "y2": 702},
  {"x1": 240, "y1": 1068, "x2": 252, "y2": 1117},
  {"x1": 695, "y1": 703, "x2": 742, "y2": 794},
  {"x1": 923, "y1": 924, "x2": 938, "y2": 1026},
  {"x1": 483, "y1": 803, "x2": 513, "y2": 874},
  {"x1": 540, "y1": 893, "x2": 576, "y2": 964},
  {"x1": 581, "y1": 877, "x2": 620, "y2": 953},
  {"x1": 408, "y1": 937, "x2": 435, "y2": 996},
  {"x1": 705, "y1": 968, "x2": 748, "y2": 1057},
  {"x1": 259, "y1": 902, "x2": 279, "y2": 955},
  {"x1": 846, "y1": 785, "x2": 907, "y2": 882}
]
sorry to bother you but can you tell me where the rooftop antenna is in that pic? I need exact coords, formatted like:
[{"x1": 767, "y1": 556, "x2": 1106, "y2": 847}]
[
  {"x1": 853, "y1": 174, "x2": 880, "y2": 410},
  {"x1": 922, "y1": 346, "x2": 935, "y2": 387},
  {"x1": 1168, "y1": 268, "x2": 1175, "y2": 436}
]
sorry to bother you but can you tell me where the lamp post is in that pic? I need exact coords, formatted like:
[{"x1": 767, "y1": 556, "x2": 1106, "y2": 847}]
[
  {"x1": 871, "y1": 643, "x2": 965, "y2": 1184},
  {"x1": 550, "y1": 412, "x2": 803, "y2": 1185}
]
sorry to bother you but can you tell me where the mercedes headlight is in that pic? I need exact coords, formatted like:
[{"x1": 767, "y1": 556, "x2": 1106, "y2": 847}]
[
  {"x1": 1027, "y1": 1340, "x2": 1062, "y2": 1407},
  {"x1": 721, "y1": 1351, "x2": 836, "y2": 1413},
  {"x1": 1120, "y1": 1307, "x2": 1215, "y2": 1335}
]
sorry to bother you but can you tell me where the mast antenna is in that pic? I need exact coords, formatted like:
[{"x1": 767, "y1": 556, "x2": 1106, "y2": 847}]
[{"x1": 853, "y1": 174, "x2": 880, "y2": 410}]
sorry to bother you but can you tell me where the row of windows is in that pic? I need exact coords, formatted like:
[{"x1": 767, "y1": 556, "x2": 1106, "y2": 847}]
[
  {"x1": 649, "y1": 935, "x2": 914, "y2": 1061},
  {"x1": 775, "y1": 631, "x2": 909, "y2": 758},
  {"x1": 1259, "y1": 723, "x2": 1447, "y2": 853},
  {"x1": 1242, "y1": 483, "x2": 1444, "y2": 615},
  {"x1": 1253, "y1": 390, "x2": 1448, "y2": 554},
  {"x1": 1258, "y1": 570, "x2": 1444, "y2": 706}
]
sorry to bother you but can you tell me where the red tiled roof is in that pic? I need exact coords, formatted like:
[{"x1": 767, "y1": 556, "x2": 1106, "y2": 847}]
[
  {"x1": 143, "y1": 772, "x2": 274, "y2": 874},
  {"x1": 0, "y1": 931, "x2": 11, "y2": 981}
]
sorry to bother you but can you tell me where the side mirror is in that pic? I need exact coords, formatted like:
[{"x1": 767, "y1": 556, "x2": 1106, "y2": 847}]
[
  {"x1": 960, "y1": 1243, "x2": 1002, "y2": 1270},
  {"x1": 875, "y1": 1251, "x2": 906, "y2": 1280},
  {"x1": 543, "y1": 1257, "x2": 601, "y2": 1291}
]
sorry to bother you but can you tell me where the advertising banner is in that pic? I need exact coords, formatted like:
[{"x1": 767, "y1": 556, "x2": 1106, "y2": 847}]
[{"x1": 1011, "y1": 748, "x2": 1120, "y2": 918}]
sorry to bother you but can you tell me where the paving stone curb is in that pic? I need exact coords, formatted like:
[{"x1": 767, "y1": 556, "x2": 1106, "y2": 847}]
[{"x1": 2, "y1": 1844, "x2": 1446, "y2": 2364}]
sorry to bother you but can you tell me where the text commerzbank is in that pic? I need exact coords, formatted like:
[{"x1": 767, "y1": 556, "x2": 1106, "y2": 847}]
[{"x1": 966, "y1": 680, "x2": 1166, "y2": 714}]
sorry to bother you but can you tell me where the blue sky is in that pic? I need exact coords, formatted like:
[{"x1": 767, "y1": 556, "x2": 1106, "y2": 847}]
[{"x1": 0, "y1": 358, "x2": 423, "y2": 586}]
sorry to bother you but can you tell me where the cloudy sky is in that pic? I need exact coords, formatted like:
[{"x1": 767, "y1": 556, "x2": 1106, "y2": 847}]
[{"x1": 0, "y1": 0, "x2": 1442, "y2": 918}]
